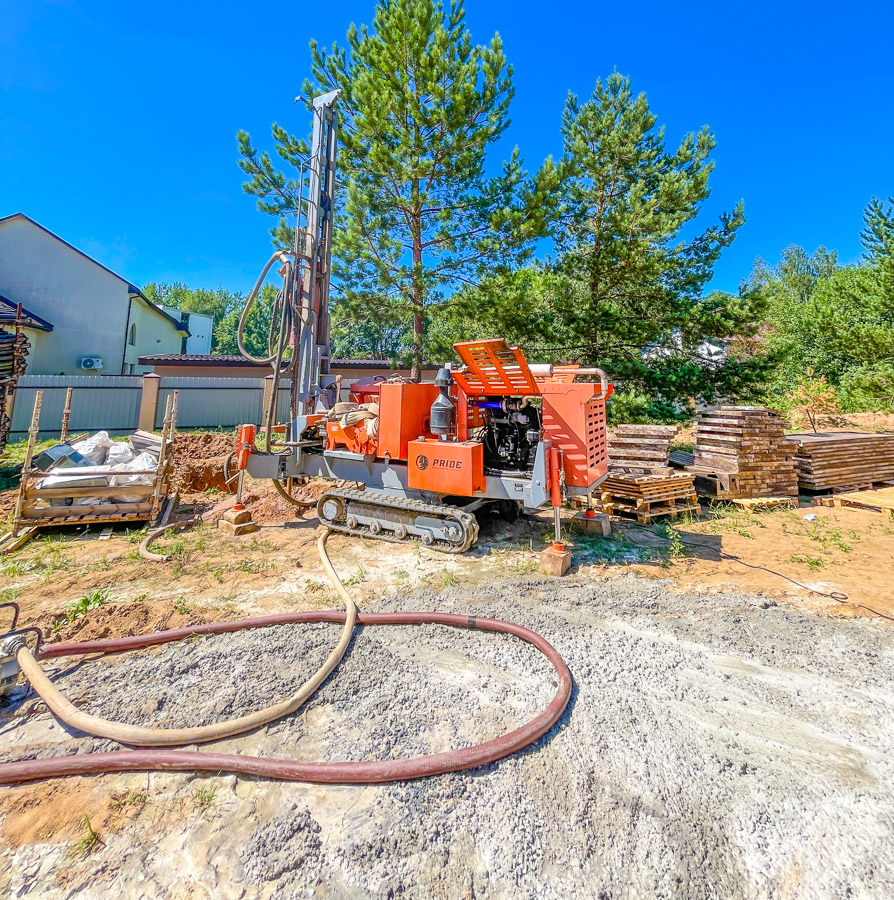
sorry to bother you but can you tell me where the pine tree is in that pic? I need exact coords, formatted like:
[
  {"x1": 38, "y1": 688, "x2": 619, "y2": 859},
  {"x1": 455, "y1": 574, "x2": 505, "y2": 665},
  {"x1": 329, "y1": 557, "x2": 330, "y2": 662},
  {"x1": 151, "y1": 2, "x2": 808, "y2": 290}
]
[
  {"x1": 545, "y1": 74, "x2": 758, "y2": 410},
  {"x1": 237, "y1": 0, "x2": 556, "y2": 377},
  {"x1": 861, "y1": 195, "x2": 894, "y2": 302}
]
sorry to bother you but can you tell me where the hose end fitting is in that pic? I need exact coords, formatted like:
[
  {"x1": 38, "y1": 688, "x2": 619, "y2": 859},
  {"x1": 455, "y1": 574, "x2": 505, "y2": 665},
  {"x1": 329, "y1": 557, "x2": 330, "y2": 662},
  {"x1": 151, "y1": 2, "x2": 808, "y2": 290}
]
[{"x1": 0, "y1": 634, "x2": 26, "y2": 656}]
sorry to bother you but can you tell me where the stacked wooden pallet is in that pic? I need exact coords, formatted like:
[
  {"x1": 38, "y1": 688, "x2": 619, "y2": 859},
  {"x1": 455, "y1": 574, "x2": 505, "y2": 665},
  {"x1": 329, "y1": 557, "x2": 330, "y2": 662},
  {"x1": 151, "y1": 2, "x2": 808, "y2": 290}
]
[
  {"x1": 600, "y1": 473, "x2": 700, "y2": 524},
  {"x1": 607, "y1": 424, "x2": 679, "y2": 476},
  {"x1": 787, "y1": 432, "x2": 894, "y2": 492},
  {"x1": 690, "y1": 407, "x2": 798, "y2": 498}
]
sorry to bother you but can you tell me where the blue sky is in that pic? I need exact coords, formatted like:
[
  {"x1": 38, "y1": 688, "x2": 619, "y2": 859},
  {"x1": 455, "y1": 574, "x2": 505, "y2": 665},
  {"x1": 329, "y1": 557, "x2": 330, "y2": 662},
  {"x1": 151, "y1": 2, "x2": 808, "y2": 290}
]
[{"x1": 2, "y1": 0, "x2": 892, "y2": 298}]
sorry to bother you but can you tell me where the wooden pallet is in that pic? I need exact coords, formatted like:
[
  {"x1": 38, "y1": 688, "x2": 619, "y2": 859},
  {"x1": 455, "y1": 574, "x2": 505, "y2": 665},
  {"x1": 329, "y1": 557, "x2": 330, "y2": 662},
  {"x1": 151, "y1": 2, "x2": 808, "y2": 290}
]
[
  {"x1": 600, "y1": 472, "x2": 700, "y2": 524},
  {"x1": 811, "y1": 486, "x2": 894, "y2": 515},
  {"x1": 600, "y1": 495, "x2": 701, "y2": 525}
]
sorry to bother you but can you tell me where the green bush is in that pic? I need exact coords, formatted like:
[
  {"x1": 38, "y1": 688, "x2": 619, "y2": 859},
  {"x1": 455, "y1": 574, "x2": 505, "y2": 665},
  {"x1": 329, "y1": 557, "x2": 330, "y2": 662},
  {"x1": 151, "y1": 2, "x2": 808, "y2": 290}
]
[
  {"x1": 607, "y1": 391, "x2": 691, "y2": 425},
  {"x1": 838, "y1": 363, "x2": 894, "y2": 412}
]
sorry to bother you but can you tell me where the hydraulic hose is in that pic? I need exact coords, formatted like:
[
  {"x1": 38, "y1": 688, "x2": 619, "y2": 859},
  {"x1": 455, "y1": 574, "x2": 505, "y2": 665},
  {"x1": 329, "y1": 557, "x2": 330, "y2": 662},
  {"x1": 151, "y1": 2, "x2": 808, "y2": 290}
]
[
  {"x1": 0, "y1": 534, "x2": 572, "y2": 785},
  {"x1": 12, "y1": 532, "x2": 355, "y2": 748},
  {"x1": 237, "y1": 251, "x2": 292, "y2": 366},
  {"x1": 272, "y1": 477, "x2": 317, "y2": 510}
]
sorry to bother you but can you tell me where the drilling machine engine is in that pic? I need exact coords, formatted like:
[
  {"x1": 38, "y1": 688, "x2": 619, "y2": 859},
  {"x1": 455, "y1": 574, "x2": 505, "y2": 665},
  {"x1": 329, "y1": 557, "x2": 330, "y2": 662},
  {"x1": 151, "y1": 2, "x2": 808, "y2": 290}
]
[{"x1": 236, "y1": 89, "x2": 613, "y2": 552}]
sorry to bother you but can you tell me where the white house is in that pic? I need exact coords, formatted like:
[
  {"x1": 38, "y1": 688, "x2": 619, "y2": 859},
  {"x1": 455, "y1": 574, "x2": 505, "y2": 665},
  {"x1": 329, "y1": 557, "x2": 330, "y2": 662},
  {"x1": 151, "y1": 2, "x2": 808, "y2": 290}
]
[
  {"x1": 0, "y1": 213, "x2": 188, "y2": 375},
  {"x1": 161, "y1": 307, "x2": 214, "y2": 355}
]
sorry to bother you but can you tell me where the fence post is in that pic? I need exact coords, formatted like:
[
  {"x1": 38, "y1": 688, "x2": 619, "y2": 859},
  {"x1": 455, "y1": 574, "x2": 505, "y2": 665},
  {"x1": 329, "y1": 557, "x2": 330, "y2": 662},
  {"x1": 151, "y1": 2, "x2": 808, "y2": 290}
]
[
  {"x1": 139, "y1": 373, "x2": 161, "y2": 432},
  {"x1": 261, "y1": 375, "x2": 275, "y2": 432}
]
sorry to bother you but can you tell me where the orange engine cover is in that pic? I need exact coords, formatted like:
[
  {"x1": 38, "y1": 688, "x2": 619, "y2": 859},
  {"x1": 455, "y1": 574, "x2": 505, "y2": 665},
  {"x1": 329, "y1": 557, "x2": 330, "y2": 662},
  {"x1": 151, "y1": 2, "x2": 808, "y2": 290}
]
[
  {"x1": 407, "y1": 439, "x2": 485, "y2": 496},
  {"x1": 377, "y1": 382, "x2": 440, "y2": 460},
  {"x1": 540, "y1": 381, "x2": 612, "y2": 488}
]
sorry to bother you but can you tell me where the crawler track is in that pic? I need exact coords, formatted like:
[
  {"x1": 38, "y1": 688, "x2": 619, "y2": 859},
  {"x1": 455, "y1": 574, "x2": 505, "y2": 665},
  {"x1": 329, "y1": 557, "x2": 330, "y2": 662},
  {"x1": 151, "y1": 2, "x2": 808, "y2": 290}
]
[{"x1": 317, "y1": 487, "x2": 479, "y2": 553}]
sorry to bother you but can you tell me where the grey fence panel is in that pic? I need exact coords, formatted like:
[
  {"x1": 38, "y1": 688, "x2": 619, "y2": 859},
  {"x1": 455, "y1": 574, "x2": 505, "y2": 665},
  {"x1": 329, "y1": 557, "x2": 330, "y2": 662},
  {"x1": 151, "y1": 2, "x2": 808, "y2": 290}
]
[
  {"x1": 10, "y1": 375, "x2": 143, "y2": 439},
  {"x1": 274, "y1": 379, "x2": 293, "y2": 424},
  {"x1": 156, "y1": 377, "x2": 266, "y2": 430}
]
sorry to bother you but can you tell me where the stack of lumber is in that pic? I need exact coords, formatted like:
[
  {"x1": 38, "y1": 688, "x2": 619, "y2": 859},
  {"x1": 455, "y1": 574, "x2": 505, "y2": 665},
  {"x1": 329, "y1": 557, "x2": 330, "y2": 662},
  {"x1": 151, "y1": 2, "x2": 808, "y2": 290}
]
[
  {"x1": 691, "y1": 407, "x2": 798, "y2": 498},
  {"x1": 607, "y1": 424, "x2": 679, "y2": 476},
  {"x1": 787, "y1": 432, "x2": 894, "y2": 492},
  {"x1": 600, "y1": 472, "x2": 700, "y2": 524}
]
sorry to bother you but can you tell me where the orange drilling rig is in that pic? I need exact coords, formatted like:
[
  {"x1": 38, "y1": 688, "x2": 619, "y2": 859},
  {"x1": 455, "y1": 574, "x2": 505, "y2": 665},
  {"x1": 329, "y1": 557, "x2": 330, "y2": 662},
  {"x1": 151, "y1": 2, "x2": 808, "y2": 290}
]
[{"x1": 236, "y1": 90, "x2": 612, "y2": 552}]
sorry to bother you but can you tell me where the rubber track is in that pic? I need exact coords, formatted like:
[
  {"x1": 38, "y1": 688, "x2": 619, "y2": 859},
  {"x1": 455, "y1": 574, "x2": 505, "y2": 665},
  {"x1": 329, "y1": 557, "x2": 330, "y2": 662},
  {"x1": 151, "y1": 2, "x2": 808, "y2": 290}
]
[{"x1": 318, "y1": 487, "x2": 479, "y2": 553}]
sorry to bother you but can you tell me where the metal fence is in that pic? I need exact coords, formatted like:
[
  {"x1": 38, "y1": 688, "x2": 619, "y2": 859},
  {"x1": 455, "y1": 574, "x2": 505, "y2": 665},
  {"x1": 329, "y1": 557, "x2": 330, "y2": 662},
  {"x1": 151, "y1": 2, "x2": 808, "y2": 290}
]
[
  {"x1": 155, "y1": 377, "x2": 266, "y2": 430},
  {"x1": 7, "y1": 374, "x2": 331, "y2": 441},
  {"x1": 10, "y1": 375, "x2": 143, "y2": 438}
]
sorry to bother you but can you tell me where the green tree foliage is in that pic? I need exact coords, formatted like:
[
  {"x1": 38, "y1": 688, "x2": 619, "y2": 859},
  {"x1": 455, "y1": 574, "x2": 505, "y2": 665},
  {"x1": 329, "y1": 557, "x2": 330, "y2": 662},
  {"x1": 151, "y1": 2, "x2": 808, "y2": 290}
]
[
  {"x1": 756, "y1": 199, "x2": 894, "y2": 408},
  {"x1": 236, "y1": 0, "x2": 556, "y2": 377},
  {"x1": 784, "y1": 368, "x2": 840, "y2": 432},
  {"x1": 861, "y1": 195, "x2": 894, "y2": 298},
  {"x1": 142, "y1": 282, "x2": 244, "y2": 353},
  {"x1": 431, "y1": 75, "x2": 764, "y2": 417},
  {"x1": 839, "y1": 362, "x2": 894, "y2": 413},
  {"x1": 213, "y1": 284, "x2": 277, "y2": 358},
  {"x1": 546, "y1": 74, "x2": 759, "y2": 409}
]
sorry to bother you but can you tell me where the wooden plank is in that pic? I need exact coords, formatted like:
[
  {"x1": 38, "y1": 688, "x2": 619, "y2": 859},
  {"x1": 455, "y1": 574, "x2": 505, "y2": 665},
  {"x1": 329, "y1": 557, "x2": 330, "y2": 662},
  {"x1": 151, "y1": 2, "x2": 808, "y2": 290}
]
[{"x1": 728, "y1": 497, "x2": 798, "y2": 511}]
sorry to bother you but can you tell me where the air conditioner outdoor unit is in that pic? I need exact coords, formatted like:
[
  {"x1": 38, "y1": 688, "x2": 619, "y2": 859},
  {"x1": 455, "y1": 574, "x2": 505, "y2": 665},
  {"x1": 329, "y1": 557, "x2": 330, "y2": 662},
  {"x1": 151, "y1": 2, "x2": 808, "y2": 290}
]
[{"x1": 79, "y1": 357, "x2": 103, "y2": 371}]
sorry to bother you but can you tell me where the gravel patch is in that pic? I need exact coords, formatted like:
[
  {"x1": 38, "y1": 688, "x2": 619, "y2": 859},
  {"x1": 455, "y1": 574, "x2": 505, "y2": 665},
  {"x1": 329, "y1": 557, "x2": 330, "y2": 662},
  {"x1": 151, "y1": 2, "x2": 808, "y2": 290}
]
[{"x1": 4, "y1": 573, "x2": 894, "y2": 898}]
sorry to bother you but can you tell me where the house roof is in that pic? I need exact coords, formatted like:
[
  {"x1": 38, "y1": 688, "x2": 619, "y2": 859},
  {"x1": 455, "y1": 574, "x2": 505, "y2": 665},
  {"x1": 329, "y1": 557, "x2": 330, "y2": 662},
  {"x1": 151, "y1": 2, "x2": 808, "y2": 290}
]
[
  {"x1": 138, "y1": 353, "x2": 439, "y2": 370},
  {"x1": 0, "y1": 294, "x2": 54, "y2": 332},
  {"x1": 0, "y1": 212, "x2": 189, "y2": 335}
]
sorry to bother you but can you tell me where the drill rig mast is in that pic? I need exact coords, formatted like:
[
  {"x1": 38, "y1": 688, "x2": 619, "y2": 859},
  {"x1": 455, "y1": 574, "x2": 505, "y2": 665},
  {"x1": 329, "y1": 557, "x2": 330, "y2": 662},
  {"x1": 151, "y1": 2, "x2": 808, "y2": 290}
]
[{"x1": 238, "y1": 90, "x2": 613, "y2": 552}]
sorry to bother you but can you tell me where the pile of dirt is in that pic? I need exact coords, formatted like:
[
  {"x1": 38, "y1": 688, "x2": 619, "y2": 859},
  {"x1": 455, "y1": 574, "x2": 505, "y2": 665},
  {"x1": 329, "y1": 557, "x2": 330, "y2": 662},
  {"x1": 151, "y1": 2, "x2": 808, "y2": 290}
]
[
  {"x1": 245, "y1": 478, "x2": 336, "y2": 524},
  {"x1": 0, "y1": 488, "x2": 17, "y2": 518},
  {"x1": 168, "y1": 432, "x2": 236, "y2": 493},
  {"x1": 36, "y1": 598, "x2": 237, "y2": 645}
]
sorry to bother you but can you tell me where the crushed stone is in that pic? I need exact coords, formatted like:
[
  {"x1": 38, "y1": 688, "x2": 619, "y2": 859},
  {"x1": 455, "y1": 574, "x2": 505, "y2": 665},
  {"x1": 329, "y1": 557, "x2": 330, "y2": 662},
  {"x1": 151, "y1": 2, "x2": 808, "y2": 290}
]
[{"x1": 3, "y1": 573, "x2": 894, "y2": 899}]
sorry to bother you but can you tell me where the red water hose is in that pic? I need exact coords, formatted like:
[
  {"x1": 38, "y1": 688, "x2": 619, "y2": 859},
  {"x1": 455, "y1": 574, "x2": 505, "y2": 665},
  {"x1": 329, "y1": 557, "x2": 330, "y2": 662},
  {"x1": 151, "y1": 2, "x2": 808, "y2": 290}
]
[{"x1": 0, "y1": 611, "x2": 571, "y2": 786}]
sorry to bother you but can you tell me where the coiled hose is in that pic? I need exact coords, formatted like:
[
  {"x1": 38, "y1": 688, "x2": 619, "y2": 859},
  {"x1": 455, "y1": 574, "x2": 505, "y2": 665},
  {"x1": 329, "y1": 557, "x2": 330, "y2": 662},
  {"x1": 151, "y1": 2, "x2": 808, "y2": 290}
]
[{"x1": 0, "y1": 532, "x2": 572, "y2": 785}]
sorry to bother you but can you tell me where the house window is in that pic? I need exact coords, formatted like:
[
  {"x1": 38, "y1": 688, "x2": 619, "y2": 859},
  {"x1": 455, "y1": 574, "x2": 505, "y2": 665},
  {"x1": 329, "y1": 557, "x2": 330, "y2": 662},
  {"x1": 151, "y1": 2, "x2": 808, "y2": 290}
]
[{"x1": 129, "y1": 323, "x2": 137, "y2": 346}]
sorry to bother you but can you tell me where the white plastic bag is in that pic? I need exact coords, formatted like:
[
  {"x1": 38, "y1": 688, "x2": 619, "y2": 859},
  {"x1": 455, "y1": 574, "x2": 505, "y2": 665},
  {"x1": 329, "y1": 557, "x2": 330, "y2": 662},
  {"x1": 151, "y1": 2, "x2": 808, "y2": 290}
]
[
  {"x1": 106, "y1": 442, "x2": 136, "y2": 466},
  {"x1": 106, "y1": 453, "x2": 158, "y2": 502}
]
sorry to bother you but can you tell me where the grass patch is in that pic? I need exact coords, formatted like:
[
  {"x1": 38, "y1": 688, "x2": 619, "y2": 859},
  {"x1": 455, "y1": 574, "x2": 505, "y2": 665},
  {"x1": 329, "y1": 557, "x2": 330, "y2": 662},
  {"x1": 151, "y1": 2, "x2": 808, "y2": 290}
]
[
  {"x1": 192, "y1": 784, "x2": 216, "y2": 810},
  {"x1": 344, "y1": 565, "x2": 366, "y2": 586},
  {"x1": 1, "y1": 559, "x2": 24, "y2": 577},
  {"x1": 64, "y1": 588, "x2": 111, "y2": 622},
  {"x1": 68, "y1": 815, "x2": 104, "y2": 860},
  {"x1": 123, "y1": 528, "x2": 147, "y2": 544},
  {"x1": 788, "y1": 554, "x2": 825, "y2": 570},
  {"x1": 435, "y1": 568, "x2": 459, "y2": 588},
  {"x1": 238, "y1": 558, "x2": 275, "y2": 574},
  {"x1": 173, "y1": 596, "x2": 190, "y2": 615}
]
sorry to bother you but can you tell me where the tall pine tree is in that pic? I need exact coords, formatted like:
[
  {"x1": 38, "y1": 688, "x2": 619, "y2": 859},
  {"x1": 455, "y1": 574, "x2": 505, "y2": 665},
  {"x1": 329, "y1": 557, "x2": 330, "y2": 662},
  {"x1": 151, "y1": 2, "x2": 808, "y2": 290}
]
[
  {"x1": 237, "y1": 0, "x2": 556, "y2": 377},
  {"x1": 546, "y1": 74, "x2": 760, "y2": 410}
]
